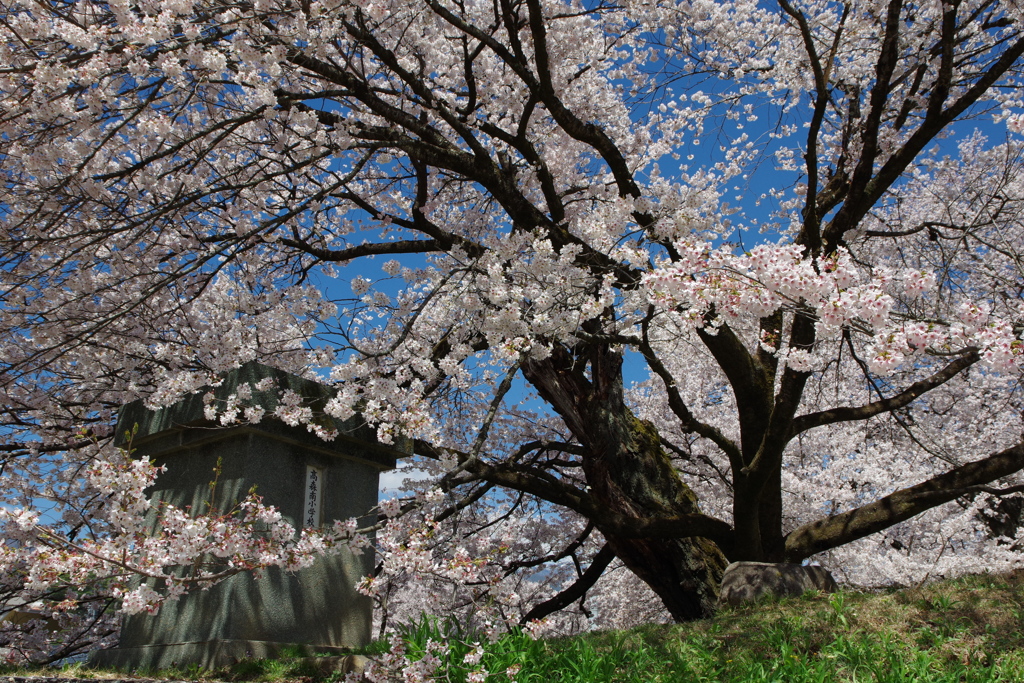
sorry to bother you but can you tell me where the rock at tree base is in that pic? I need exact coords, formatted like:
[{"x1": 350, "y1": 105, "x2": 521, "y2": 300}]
[{"x1": 718, "y1": 561, "x2": 838, "y2": 607}]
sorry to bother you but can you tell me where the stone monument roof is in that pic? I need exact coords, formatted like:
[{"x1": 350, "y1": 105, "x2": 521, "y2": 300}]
[{"x1": 116, "y1": 361, "x2": 406, "y2": 470}]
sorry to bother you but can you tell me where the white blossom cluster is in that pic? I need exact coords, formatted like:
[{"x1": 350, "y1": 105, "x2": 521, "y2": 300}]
[{"x1": 0, "y1": 0, "x2": 1023, "y2": 666}]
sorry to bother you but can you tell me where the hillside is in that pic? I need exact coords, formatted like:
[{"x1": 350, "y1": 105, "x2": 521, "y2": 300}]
[{"x1": 6, "y1": 570, "x2": 1024, "y2": 682}]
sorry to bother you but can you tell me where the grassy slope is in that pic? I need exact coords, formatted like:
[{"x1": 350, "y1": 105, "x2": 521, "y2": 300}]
[
  {"x1": 10, "y1": 570, "x2": 1024, "y2": 682},
  {"x1": 560, "y1": 569, "x2": 1024, "y2": 682}
]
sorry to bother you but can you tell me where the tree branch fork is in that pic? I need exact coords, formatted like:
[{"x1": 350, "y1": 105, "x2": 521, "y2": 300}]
[{"x1": 416, "y1": 430, "x2": 1024, "y2": 565}]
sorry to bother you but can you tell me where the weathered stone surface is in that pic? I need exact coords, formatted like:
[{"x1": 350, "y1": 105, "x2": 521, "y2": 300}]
[
  {"x1": 718, "y1": 561, "x2": 838, "y2": 607},
  {"x1": 0, "y1": 654, "x2": 368, "y2": 681},
  {"x1": 90, "y1": 361, "x2": 403, "y2": 672}
]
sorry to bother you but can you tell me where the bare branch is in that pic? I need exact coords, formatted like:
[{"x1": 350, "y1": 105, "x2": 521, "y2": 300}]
[
  {"x1": 518, "y1": 544, "x2": 615, "y2": 624},
  {"x1": 790, "y1": 349, "x2": 980, "y2": 436}
]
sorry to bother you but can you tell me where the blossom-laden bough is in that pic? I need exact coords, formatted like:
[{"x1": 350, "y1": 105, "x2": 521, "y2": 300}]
[{"x1": 2, "y1": 0, "x2": 1024, "y2": 665}]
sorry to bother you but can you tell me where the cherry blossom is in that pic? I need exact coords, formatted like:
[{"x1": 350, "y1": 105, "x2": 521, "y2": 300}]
[{"x1": 1, "y1": 0, "x2": 1024, "y2": 663}]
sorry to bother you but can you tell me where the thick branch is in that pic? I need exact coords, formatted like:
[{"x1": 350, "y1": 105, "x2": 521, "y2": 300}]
[
  {"x1": 279, "y1": 237, "x2": 445, "y2": 261},
  {"x1": 603, "y1": 511, "x2": 733, "y2": 546},
  {"x1": 695, "y1": 321, "x2": 774, "y2": 462},
  {"x1": 784, "y1": 441, "x2": 1024, "y2": 561}
]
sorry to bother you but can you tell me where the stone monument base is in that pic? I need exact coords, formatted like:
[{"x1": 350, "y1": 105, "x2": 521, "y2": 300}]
[{"x1": 90, "y1": 639, "x2": 366, "y2": 673}]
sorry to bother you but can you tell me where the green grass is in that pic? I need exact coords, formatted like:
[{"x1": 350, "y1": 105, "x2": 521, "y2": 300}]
[
  {"x1": 10, "y1": 569, "x2": 1024, "y2": 681},
  {"x1": 516, "y1": 570, "x2": 1024, "y2": 683}
]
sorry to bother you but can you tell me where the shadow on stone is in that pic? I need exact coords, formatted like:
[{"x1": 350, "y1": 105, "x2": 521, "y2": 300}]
[{"x1": 718, "y1": 561, "x2": 838, "y2": 607}]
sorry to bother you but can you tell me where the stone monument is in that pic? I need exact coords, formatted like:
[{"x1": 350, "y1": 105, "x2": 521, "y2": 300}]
[{"x1": 91, "y1": 361, "x2": 403, "y2": 671}]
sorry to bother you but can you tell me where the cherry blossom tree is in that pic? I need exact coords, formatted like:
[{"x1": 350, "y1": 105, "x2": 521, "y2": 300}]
[{"x1": 2, "y1": 0, "x2": 1024, "y2": 659}]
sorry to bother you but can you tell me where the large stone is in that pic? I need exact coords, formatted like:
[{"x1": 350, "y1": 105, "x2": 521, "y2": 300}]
[
  {"x1": 90, "y1": 361, "x2": 406, "y2": 671},
  {"x1": 718, "y1": 561, "x2": 838, "y2": 607}
]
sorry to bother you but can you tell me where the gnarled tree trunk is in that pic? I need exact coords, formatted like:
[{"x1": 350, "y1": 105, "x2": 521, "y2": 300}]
[{"x1": 523, "y1": 344, "x2": 729, "y2": 621}]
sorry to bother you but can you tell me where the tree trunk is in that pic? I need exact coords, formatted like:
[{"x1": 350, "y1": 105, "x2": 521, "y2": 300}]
[
  {"x1": 522, "y1": 345, "x2": 729, "y2": 621},
  {"x1": 583, "y1": 411, "x2": 729, "y2": 620}
]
